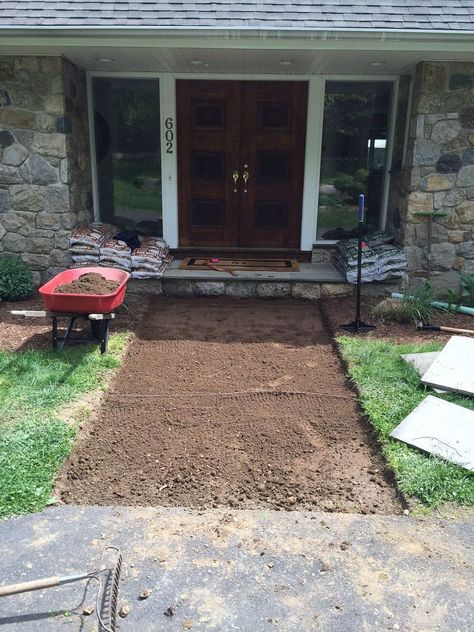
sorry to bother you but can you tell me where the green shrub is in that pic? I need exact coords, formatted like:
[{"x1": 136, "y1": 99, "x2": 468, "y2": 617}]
[
  {"x1": 333, "y1": 169, "x2": 369, "y2": 199},
  {"x1": 371, "y1": 283, "x2": 435, "y2": 324},
  {"x1": 0, "y1": 256, "x2": 34, "y2": 301}
]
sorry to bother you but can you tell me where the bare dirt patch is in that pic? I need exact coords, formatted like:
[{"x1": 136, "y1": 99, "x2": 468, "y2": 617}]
[
  {"x1": 60, "y1": 298, "x2": 401, "y2": 514},
  {"x1": 322, "y1": 295, "x2": 474, "y2": 345}
]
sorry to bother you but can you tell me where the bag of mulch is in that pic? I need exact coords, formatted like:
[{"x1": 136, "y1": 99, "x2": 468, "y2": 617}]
[
  {"x1": 132, "y1": 243, "x2": 168, "y2": 268},
  {"x1": 373, "y1": 245, "x2": 408, "y2": 279},
  {"x1": 69, "y1": 223, "x2": 118, "y2": 252},
  {"x1": 335, "y1": 238, "x2": 378, "y2": 268},
  {"x1": 71, "y1": 253, "x2": 99, "y2": 265},
  {"x1": 364, "y1": 231, "x2": 394, "y2": 248},
  {"x1": 99, "y1": 261, "x2": 131, "y2": 273},
  {"x1": 100, "y1": 238, "x2": 132, "y2": 259}
]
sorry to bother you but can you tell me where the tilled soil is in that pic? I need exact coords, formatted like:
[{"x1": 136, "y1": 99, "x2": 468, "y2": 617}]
[
  {"x1": 60, "y1": 298, "x2": 401, "y2": 513},
  {"x1": 54, "y1": 272, "x2": 120, "y2": 295},
  {"x1": 321, "y1": 295, "x2": 474, "y2": 344}
]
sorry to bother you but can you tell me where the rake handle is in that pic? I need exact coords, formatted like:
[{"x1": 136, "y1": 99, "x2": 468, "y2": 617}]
[
  {"x1": 418, "y1": 324, "x2": 474, "y2": 335},
  {"x1": 0, "y1": 573, "x2": 88, "y2": 597}
]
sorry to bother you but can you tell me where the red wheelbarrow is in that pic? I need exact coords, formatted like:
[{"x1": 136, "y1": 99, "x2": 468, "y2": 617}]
[{"x1": 13, "y1": 267, "x2": 130, "y2": 354}]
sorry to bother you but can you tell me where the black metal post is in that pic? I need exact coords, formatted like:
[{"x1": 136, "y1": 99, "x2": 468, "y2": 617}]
[{"x1": 341, "y1": 194, "x2": 376, "y2": 334}]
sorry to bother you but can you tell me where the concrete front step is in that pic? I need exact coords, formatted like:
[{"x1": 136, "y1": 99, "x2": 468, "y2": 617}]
[
  {"x1": 126, "y1": 259, "x2": 400, "y2": 299},
  {"x1": 128, "y1": 277, "x2": 400, "y2": 299}
]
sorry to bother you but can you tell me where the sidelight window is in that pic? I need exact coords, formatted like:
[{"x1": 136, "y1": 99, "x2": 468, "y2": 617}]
[
  {"x1": 317, "y1": 80, "x2": 392, "y2": 240},
  {"x1": 92, "y1": 78, "x2": 163, "y2": 237}
]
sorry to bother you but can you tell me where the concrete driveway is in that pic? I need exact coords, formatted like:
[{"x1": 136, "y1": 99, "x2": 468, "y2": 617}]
[{"x1": 0, "y1": 506, "x2": 472, "y2": 631}]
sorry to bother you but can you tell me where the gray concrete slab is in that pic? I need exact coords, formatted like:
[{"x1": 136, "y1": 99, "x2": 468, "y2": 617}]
[
  {"x1": 422, "y1": 336, "x2": 474, "y2": 397},
  {"x1": 401, "y1": 352, "x2": 446, "y2": 393},
  {"x1": 390, "y1": 395, "x2": 474, "y2": 471},
  {"x1": 0, "y1": 506, "x2": 473, "y2": 632},
  {"x1": 163, "y1": 261, "x2": 346, "y2": 283}
]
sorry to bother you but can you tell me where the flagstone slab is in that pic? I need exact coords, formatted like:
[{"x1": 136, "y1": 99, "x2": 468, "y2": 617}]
[{"x1": 390, "y1": 395, "x2": 474, "y2": 471}]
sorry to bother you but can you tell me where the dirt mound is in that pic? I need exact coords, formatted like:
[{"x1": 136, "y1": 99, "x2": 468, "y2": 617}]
[
  {"x1": 59, "y1": 298, "x2": 400, "y2": 514},
  {"x1": 54, "y1": 272, "x2": 120, "y2": 295}
]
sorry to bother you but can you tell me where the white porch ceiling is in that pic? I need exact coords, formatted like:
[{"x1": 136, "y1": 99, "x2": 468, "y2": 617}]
[{"x1": 0, "y1": 44, "x2": 473, "y2": 75}]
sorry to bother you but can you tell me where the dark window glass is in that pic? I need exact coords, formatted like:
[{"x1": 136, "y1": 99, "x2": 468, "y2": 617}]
[
  {"x1": 93, "y1": 78, "x2": 162, "y2": 236},
  {"x1": 317, "y1": 81, "x2": 391, "y2": 239}
]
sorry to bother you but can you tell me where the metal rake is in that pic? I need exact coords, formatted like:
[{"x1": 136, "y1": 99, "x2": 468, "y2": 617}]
[{"x1": 0, "y1": 545, "x2": 122, "y2": 632}]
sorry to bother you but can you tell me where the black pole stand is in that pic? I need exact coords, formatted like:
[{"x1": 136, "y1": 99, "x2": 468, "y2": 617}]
[{"x1": 341, "y1": 194, "x2": 376, "y2": 334}]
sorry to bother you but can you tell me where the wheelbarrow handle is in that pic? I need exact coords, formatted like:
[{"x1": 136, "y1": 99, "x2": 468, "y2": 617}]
[{"x1": 0, "y1": 573, "x2": 89, "y2": 597}]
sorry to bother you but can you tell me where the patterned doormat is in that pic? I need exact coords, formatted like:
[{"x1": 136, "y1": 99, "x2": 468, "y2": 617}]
[{"x1": 179, "y1": 257, "x2": 300, "y2": 273}]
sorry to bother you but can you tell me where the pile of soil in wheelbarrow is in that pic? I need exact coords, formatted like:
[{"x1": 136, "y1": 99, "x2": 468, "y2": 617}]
[{"x1": 54, "y1": 272, "x2": 120, "y2": 295}]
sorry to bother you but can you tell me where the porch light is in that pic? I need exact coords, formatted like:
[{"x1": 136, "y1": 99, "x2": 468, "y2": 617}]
[
  {"x1": 279, "y1": 59, "x2": 295, "y2": 66},
  {"x1": 96, "y1": 57, "x2": 114, "y2": 63},
  {"x1": 189, "y1": 59, "x2": 204, "y2": 65},
  {"x1": 369, "y1": 60, "x2": 386, "y2": 67}
]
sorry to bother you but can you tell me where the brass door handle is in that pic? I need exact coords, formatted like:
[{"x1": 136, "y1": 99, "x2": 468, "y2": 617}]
[
  {"x1": 232, "y1": 170, "x2": 239, "y2": 193},
  {"x1": 242, "y1": 166, "x2": 249, "y2": 193}
]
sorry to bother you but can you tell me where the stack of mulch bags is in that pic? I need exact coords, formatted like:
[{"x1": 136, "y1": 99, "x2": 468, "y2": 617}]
[
  {"x1": 69, "y1": 223, "x2": 172, "y2": 279},
  {"x1": 333, "y1": 231, "x2": 407, "y2": 284},
  {"x1": 69, "y1": 223, "x2": 118, "y2": 267},
  {"x1": 131, "y1": 237, "x2": 172, "y2": 279}
]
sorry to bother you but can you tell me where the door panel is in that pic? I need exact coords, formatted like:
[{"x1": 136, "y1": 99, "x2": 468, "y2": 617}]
[
  {"x1": 239, "y1": 82, "x2": 308, "y2": 249},
  {"x1": 177, "y1": 80, "x2": 240, "y2": 247},
  {"x1": 177, "y1": 80, "x2": 308, "y2": 249}
]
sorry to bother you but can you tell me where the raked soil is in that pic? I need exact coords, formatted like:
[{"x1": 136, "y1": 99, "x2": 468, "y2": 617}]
[{"x1": 59, "y1": 298, "x2": 401, "y2": 513}]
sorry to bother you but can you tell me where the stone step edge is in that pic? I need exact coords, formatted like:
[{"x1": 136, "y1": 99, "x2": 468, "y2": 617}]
[{"x1": 128, "y1": 278, "x2": 400, "y2": 299}]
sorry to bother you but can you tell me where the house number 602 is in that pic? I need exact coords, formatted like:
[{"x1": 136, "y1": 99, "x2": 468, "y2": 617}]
[{"x1": 165, "y1": 117, "x2": 174, "y2": 154}]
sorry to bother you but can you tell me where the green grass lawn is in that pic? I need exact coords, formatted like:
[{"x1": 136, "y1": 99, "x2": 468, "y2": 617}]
[
  {"x1": 0, "y1": 334, "x2": 128, "y2": 519},
  {"x1": 338, "y1": 336, "x2": 474, "y2": 508}
]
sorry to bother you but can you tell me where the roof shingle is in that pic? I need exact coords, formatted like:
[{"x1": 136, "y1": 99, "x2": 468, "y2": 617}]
[{"x1": 0, "y1": 0, "x2": 473, "y2": 30}]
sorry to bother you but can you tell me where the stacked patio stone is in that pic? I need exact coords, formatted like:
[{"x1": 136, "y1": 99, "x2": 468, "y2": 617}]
[
  {"x1": 393, "y1": 62, "x2": 474, "y2": 289},
  {"x1": 0, "y1": 56, "x2": 92, "y2": 283}
]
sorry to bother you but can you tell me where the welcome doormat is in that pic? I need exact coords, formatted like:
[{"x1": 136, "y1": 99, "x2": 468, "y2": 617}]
[{"x1": 179, "y1": 257, "x2": 300, "y2": 273}]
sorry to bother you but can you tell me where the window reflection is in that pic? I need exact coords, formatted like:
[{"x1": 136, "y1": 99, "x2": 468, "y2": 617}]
[
  {"x1": 317, "y1": 81, "x2": 391, "y2": 240},
  {"x1": 93, "y1": 78, "x2": 162, "y2": 237}
]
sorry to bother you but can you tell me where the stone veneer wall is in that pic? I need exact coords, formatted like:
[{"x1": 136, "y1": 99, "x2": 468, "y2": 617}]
[
  {"x1": 391, "y1": 62, "x2": 474, "y2": 289},
  {"x1": 0, "y1": 56, "x2": 92, "y2": 283}
]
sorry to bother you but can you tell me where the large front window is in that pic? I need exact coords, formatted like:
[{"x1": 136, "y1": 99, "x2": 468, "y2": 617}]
[
  {"x1": 317, "y1": 80, "x2": 392, "y2": 239},
  {"x1": 92, "y1": 78, "x2": 163, "y2": 236}
]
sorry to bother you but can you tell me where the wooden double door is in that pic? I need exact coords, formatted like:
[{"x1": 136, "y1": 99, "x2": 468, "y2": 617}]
[{"x1": 177, "y1": 80, "x2": 308, "y2": 249}]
